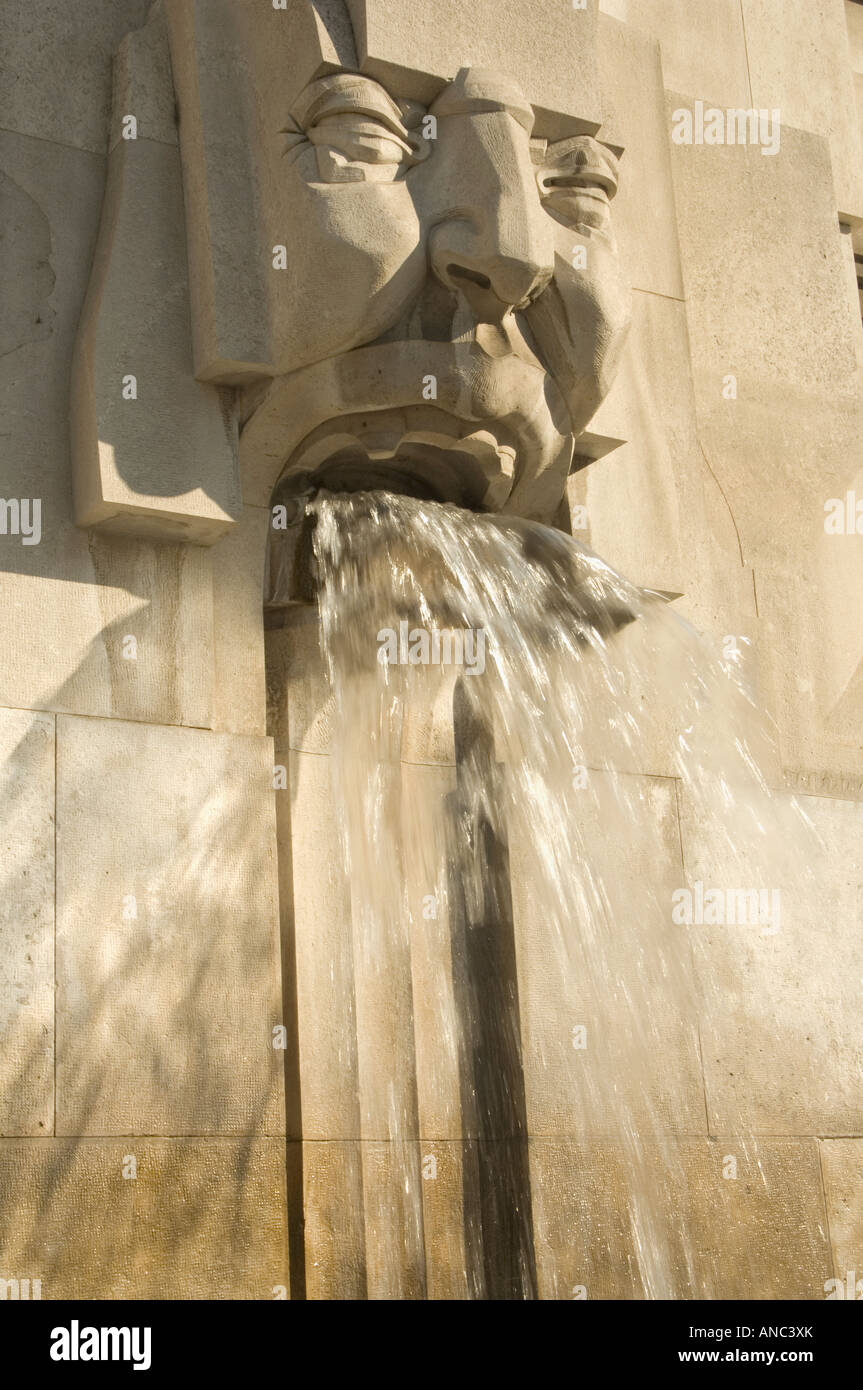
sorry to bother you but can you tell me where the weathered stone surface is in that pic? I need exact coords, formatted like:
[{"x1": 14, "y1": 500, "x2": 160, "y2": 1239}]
[
  {"x1": 0, "y1": 710, "x2": 54, "y2": 1137},
  {"x1": 0, "y1": 131, "x2": 216, "y2": 728},
  {"x1": 847, "y1": 0, "x2": 863, "y2": 72},
  {"x1": 671, "y1": 119, "x2": 860, "y2": 404},
  {"x1": 0, "y1": 0, "x2": 153, "y2": 154},
  {"x1": 280, "y1": 749, "x2": 359, "y2": 1141},
  {"x1": 72, "y1": 5, "x2": 241, "y2": 543},
  {"x1": 347, "y1": 0, "x2": 601, "y2": 137},
  {"x1": 212, "y1": 504, "x2": 269, "y2": 736},
  {"x1": 670, "y1": 111, "x2": 863, "y2": 780},
  {"x1": 742, "y1": 0, "x2": 863, "y2": 223},
  {"x1": 601, "y1": 0, "x2": 751, "y2": 107},
  {"x1": 55, "y1": 716, "x2": 284, "y2": 1136},
  {"x1": 3, "y1": 0, "x2": 863, "y2": 1304},
  {"x1": 266, "y1": 611, "x2": 456, "y2": 763},
  {"x1": 0, "y1": 1138, "x2": 288, "y2": 1299},
  {"x1": 598, "y1": 15, "x2": 684, "y2": 299},
  {"x1": 820, "y1": 1139, "x2": 863, "y2": 1288},
  {"x1": 301, "y1": 1140, "x2": 474, "y2": 1299},
  {"x1": 510, "y1": 771, "x2": 706, "y2": 1137},
  {"x1": 109, "y1": 1, "x2": 179, "y2": 152},
  {"x1": 530, "y1": 1137, "x2": 832, "y2": 1298},
  {"x1": 680, "y1": 787, "x2": 863, "y2": 1135},
  {"x1": 301, "y1": 1140, "x2": 366, "y2": 1299},
  {"x1": 575, "y1": 291, "x2": 760, "y2": 648}
]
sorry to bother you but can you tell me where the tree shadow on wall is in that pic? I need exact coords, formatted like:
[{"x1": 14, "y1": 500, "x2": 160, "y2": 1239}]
[{"x1": 0, "y1": 606, "x2": 288, "y2": 1300}]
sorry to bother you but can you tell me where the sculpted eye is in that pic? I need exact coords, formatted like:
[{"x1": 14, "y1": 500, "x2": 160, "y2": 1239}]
[
  {"x1": 309, "y1": 112, "x2": 417, "y2": 168},
  {"x1": 284, "y1": 74, "x2": 428, "y2": 184},
  {"x1": 539, "y1": 137, "x2": 620, "y2": 234}
]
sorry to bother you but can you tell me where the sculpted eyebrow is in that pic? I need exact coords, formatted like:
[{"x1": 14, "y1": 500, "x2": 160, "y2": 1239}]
[{"x1": 292, "y1": 76, "x2": 411, "y2": 139}]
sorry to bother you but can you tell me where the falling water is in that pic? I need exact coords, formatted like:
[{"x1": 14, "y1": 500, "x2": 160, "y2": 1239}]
[{"x1": 304, "y1": 489, "x2": 817, "y2": 1300}]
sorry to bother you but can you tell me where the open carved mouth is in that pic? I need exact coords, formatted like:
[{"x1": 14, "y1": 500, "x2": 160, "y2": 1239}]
[{"x1": 272, "y1": 407, "x2": 521, "y2": 512}]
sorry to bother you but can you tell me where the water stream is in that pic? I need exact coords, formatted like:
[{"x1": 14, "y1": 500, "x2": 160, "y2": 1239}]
[{"x1": 302, "y1": 489, "x2": 817, "y2": 1299}]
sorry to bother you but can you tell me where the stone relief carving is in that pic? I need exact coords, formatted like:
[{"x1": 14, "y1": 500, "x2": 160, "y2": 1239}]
[{"x1": 71, "y1": 0, "x2": 629, "y2": 562}]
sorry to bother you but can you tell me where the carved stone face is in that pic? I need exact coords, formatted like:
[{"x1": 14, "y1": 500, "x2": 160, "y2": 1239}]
[{"x1": 250, "y1": 55, "x2": 629, "y2": 525}]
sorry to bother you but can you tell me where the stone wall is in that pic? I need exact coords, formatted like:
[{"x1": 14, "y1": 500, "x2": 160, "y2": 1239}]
[
  {"x1": 0, "y1": 0, "x2": 287, "y2": 1299},
  {"x1": 1, "y1": 0, "x2": 861, "y2": 1298}
]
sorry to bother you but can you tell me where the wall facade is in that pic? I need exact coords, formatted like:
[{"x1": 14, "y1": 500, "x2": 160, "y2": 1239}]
[{"x1": 1, "y1": 0, "x2": 862, "y2": 1298}]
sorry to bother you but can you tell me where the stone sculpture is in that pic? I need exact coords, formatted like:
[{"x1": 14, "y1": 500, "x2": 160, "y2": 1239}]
[{"x1": 72, "y1": 0, "x2": 630, "y2": 552}]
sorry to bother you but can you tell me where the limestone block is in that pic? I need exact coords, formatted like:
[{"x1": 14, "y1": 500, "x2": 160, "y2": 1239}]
[
  {"x1": 72, "y1": 5, "x2": 241, "y2": 543},
  {"x1": 597, "y1": 15, "x2": 684, "y2": 299},
  {"x1": 283, "y1": 749, "x2": 360, "y2": 1140},
  {"x1": 574, "y1": 291, "x2": 687, "y2": 598},
  {"x1": 211, "y1": 504, "x2": 269, "y2": 736},
  {"x1": 0, "y1": 1138, "x2": 288, "y2": 1299},
  {"x1": 0, "y1": 132, "x2": 216, "y2": 728},
  {"x1": 755, "y1": 557, "x2": 863, "y2": 785},
  {"x1": 346, "y1": 0, "x2": 602, "y2": 137},
  {"x1": 848, "y1": 0, "x2": 863, "y2": 73},
  {"x1": 359, "y1": 1140, "x2": 426, "y2": 1299},
  {"x1": 109, "y1": 1, "x2": 179, "y2": 152},
  {"x1": 820, "y1": 1139, "x2": 863, "y2": 1287},
  {"x1": 72, "y1": 534, "x2": 215, "y2": 729},
  {"x1": 575, "y1": 292, "x2": 758, "y2": 640},
  {"x1": 416, "y1": 1141, "x2": 470, "y2": 1300},
  {"x1": 0, "y1": 0, "x2": 153, "y2": 153},
  {"x1": 742, "y1": 0, "x2": 863, "y2": 223},
  {"x1": 0, "y1": 710, "x2": 54, "y2": 1137},
  {"x1": 670, "y1": 117, "x2": 860, "y2": 408},
  {"x1": 402, "y1": 763, "x2": 461, "y2": 1141},
  {"x1": 267, "y1": 612, "x2": 335, "y2": 758},
  {"x1": 302, "y1": 1139, "x2": 426, "y2": 1300},
  {"x1": 509, "y1": 771, "x2": 706, "y2": 1137},
  {"x1": 530, "y1": 1137, "x2": 831, "y2": 1298},
  {"x1": 679, "y1": 787, "x2": 863, "y2": 1134},
  {"x1": 303, "y1": 1140, "x2": 496, "y2": 1299},
  {"x1": 601, "y1": 0, "x2": 751, "y2": 107},
  {"x1": 669, "y1": 113, "x2": 863, "y2": 778},
  {"x1": 0, "y1": 529, "x2": 215, "y2": 730},
  {"x1": 266, "y1": 610, "x2": 456, "y2": 763},
  {"x1": 301, "y1": 1140, "x2": 366, "y2": 1299},
  {"x1": 164, "y1": 0, "x2": 282, "y2": 378},
  {"x1": 55, "y1": 716, "x2": 284, "y2": 1136}
]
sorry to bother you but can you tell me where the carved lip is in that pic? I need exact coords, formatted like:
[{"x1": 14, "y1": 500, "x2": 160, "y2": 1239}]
[{"x1": 274, "y1": 408, "x2": 519, "y2": 511}]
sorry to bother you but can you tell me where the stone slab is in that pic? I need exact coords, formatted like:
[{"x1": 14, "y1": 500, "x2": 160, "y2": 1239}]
[
  {"x1": 0, "y1": 0, "x2": 153, "y2": 153},
  {"x1": 530, "y1": 1137, "x2": 832, "y2": 1298},
  {"x1": 0, "y1": 1137, "x2": 288, "y2": 1298},
  {"x1": 820, "y1": 1139, "x2": 863, "y2": 1290},
  {"x1": 742, "y1": 0, "x2": 863, "y2": 223},
  {"x1": 0, "y1": 709, "x2": 54, "y2": 1137},
  {"x1": 601, "y1": 0, "x2": 751, "y2": 107},
  {"x1": 0, "y1": 129, "x2": 216, "y2": 728},
  {"x1": 347, "y1": 0, "x2": 602, "y2": 137},
  {"x1": 680, "y1": 787, "x2": 863, "y2": 1135},
  {"x1": 597, "y1": 14, "x2": 684, "y2": 299},
  {"x1": 510, "y1": 770, "x2": 706, "y2": 1137},
  {"x1": 55, "y1": 716, "x2": 284, "y2": 1136}
]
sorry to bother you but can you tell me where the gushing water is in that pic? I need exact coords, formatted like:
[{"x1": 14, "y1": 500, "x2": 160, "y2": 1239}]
[{"x1": 305, "y1": 490, "x2": 817, "y2": 1300}]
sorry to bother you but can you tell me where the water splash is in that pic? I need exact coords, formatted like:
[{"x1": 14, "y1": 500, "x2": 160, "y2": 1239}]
[{"x1": 306, "y1": 490, "x2": 818, "y2": 1299}]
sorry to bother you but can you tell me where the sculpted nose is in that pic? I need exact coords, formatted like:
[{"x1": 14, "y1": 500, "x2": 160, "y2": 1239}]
[{"x1": 425, "y1": 115, "x2": 555, "y2": 313}]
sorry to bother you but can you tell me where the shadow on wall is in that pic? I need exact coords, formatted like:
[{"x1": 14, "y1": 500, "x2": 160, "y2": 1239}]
[{"x1": 0, "y1": 617, "x2": 288, "y2": 1300}]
